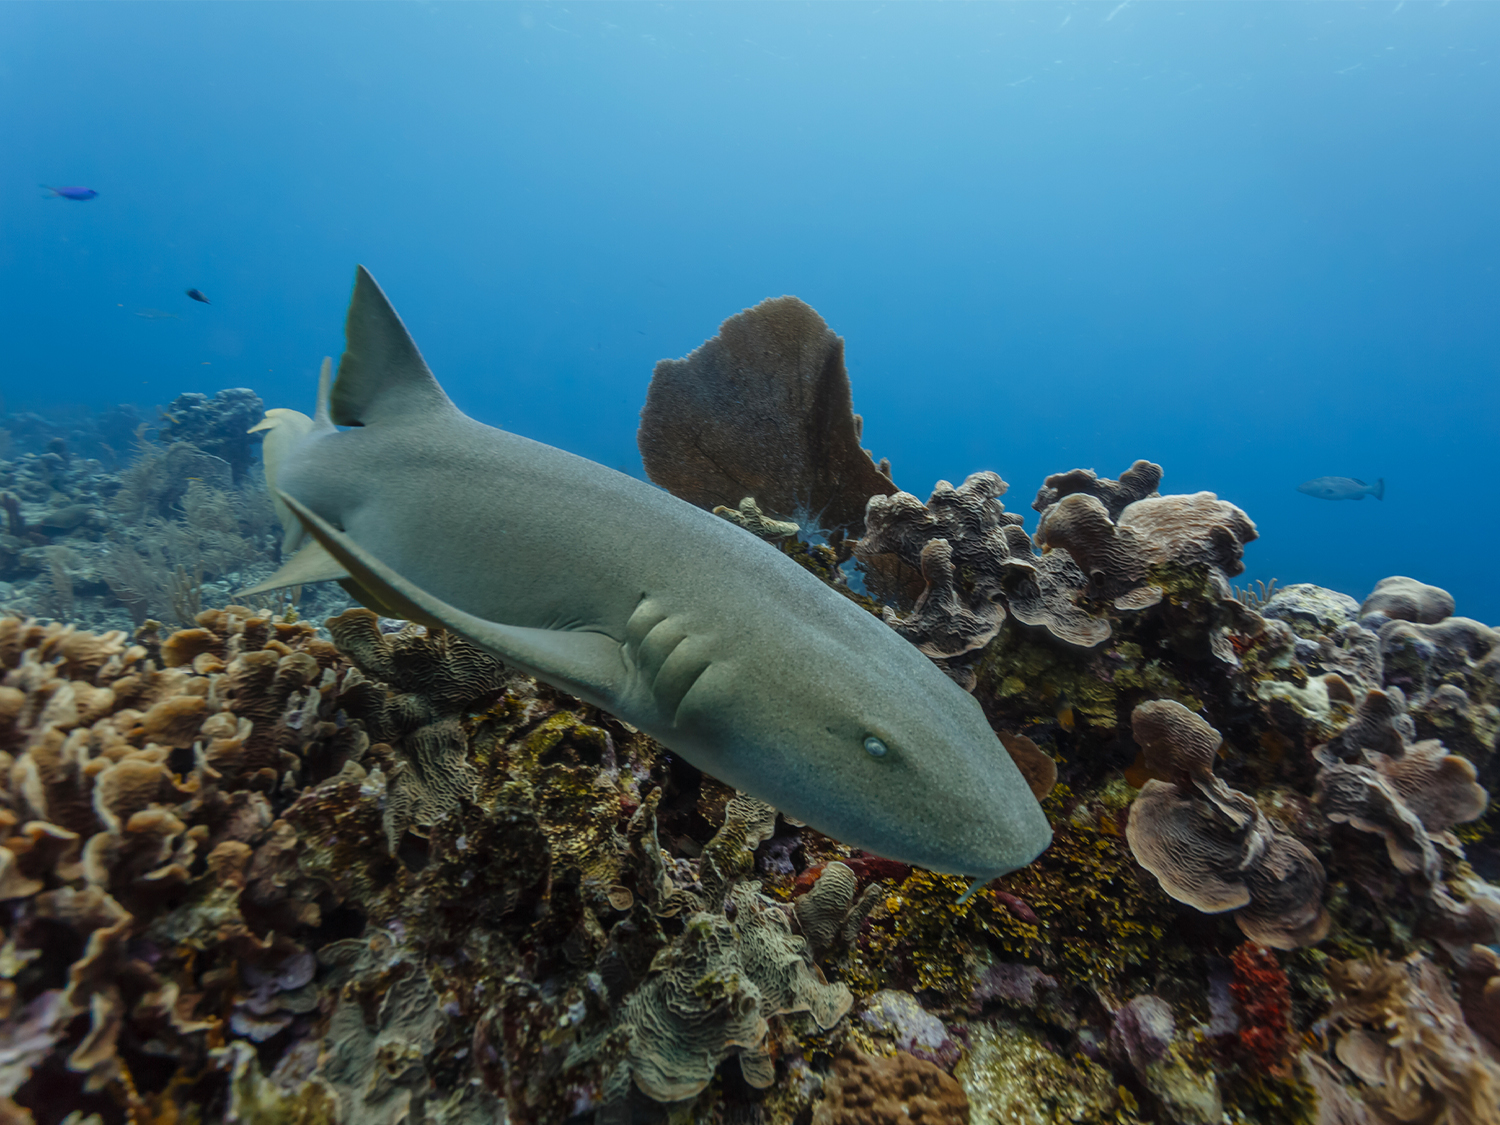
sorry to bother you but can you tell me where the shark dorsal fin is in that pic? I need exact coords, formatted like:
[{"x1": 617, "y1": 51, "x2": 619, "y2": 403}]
[{"x1": 332, "y1": 266, "x2": 455, "y2": 427}]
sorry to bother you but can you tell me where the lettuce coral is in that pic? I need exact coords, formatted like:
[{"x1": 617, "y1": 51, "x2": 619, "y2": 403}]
[{"x1": 1125, "y1": 699, "x2": 1329, "y2": 948}]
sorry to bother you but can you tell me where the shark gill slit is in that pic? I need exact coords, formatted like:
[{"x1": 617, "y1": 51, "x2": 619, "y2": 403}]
[
  {"x1": 650, "y1": 638, "x2": 712, "y2": 727},
  {"x1": 623, "y1": 597, "x2": 670, "y2": 659}
]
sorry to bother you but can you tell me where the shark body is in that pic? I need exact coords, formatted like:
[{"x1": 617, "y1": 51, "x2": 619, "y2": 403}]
[{"x1": 249, "y1": 267, "x2": 1052, "y2": 883}]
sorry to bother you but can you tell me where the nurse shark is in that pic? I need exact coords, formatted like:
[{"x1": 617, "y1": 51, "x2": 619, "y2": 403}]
[{"x1": 245, "y1": 267, "x2": 1052, "y2": 890}]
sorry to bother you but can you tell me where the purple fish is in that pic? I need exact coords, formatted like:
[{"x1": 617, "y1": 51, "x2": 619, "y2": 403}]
[{"x1": 41, "y1": 184, "x2": 98, "y2": 201}]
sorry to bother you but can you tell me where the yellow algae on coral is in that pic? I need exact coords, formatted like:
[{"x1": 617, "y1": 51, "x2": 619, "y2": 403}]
[{"x1": 956, "y1": 1021, "x2": 1139, "y2": 1125}]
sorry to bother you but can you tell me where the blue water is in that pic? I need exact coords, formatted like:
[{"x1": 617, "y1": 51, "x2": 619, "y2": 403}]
[{"x1": 5, "y1": 3, "x2": 1498, "y2": 620}]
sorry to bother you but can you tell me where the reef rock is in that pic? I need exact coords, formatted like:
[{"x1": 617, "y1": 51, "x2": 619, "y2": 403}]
[{"x1": 1362, "y1": 575, "x2": 1457, "y2": 625}]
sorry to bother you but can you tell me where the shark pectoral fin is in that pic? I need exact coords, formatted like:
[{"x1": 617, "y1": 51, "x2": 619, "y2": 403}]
[
  {"x1": 237, "y1": 540, "x2": 351, "y2": 598},
  {"x1": 336, "y1": 577, "x2": 420, "y2": 623},
  {"x1": 278, "y1": 493, "x2": 627, "y2": 705}
]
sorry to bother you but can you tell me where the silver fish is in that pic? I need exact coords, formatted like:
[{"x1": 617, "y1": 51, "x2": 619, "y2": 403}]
[{"x1": 1297, "y1": 476, "x2": 1384, "y2": 502}]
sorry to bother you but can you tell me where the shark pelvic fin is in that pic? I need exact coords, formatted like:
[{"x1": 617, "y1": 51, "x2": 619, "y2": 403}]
[
  {"x1": 278, "y1": 493, "x2": 626, "y2": 705},
  {"x1": 332, "y1": 266, "x2": 454, "y2": 427},
  {"x1": 955, "y1": 877, "x2": 988, "y2": 906}
]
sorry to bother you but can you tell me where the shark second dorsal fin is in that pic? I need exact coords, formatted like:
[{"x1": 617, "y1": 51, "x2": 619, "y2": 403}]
[
  {"x1": 313, "y1": 355, "x2": 335, "y2": 430},
  {"x1": 332, "y1": 266, "x2": 455, "y2": 427}
]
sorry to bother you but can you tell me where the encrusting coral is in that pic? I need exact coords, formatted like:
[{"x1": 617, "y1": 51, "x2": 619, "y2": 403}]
[
  {"x1": 1361, "y1": 575, "x2": 1457, "y2": 625},
  {"x1": 811, "y1": 1044, "x2": 970, "y2": 1125}
]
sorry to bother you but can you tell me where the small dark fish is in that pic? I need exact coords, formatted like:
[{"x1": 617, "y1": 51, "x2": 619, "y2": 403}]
[
  {"x1": 1297, "y1": 476, "x2": 1384, "y2": 501},
  {"x1": 185, "y1": 288, "x2": 211, "y2": 304},
  {"x1": 41, "y1": 184, "x2": 98, "y2": 201}
]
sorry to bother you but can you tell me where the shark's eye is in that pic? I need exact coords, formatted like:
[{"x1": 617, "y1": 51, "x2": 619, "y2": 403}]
[{"x1": 863, "y1": 735, "x2": 888, "y2": 759}]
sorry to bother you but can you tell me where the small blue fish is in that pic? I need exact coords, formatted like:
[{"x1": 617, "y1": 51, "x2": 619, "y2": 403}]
[
  {"x1": 185, "y1": 289, "x2": 211, "y2": 305},
  {"x1": 1297, "y1": 476, "x2": 1384, "y2": 501},
  {"x1": 41, "y1": 184, "x2": 98, "y2": 201}
]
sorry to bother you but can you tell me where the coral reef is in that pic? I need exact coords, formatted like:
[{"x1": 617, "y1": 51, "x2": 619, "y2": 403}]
[
  {"x1": 2, "y1": 300, "x2": 1498, "y2": 1125},
  {"x1": 1, "y1": 392, "x2": 350, "y2": 631},
  {"x1": 3, "y1": 513, "x2": 1497, "y2": 1125},
  {"x1": 157, "y1": 388, "x2": 266, "y2": 483},
  {"x1": 852, "y1": 463, "x2": 1260, "y2": 697}
]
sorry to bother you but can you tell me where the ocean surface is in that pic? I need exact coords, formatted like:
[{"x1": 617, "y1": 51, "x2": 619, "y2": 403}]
[{"x1": 4, "y1": 1, "x2": 1499, "y2": 620}]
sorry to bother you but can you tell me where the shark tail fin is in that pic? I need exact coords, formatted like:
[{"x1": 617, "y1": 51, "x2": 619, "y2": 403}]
[
  {"x1": 1372, "y1": 478, "x2": 1385, "y2": 500},
  {"x1": 332, "y1": 266, "x2": 455, "y2": 427}
]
